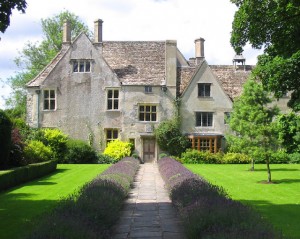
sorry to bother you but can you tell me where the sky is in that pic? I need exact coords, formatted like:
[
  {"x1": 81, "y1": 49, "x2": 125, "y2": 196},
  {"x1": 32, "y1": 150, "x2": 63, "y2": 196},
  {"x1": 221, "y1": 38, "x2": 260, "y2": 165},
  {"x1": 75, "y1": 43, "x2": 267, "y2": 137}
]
[{"x1": 0, "y1": 0, "x2": 262, "y2": 109}]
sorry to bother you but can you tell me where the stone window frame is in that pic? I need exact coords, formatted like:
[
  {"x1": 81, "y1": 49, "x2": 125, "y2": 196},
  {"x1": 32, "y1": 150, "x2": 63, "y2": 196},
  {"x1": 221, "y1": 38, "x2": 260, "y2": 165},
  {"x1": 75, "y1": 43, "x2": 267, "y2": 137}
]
[
  {"x1": 144, "y1": 86, "x2": 153, "y2": 94},
  {"x1": 72, "y1": 60, "x2": 91, "y2": 73},
  {"x1": 195, "y1": 112, "x2": 213, "y2": 127},
  {"x1": 106, "y1": 128, "x2": 119, "y2": 144},
  {"x1": 43, "y1": 89, "x2": 56, "y2": 111},
  {"x1": 139, "y1": 104, "x2": 157, "y2": 122},
  {"x1": 106, "y1": 89, "x2": 120, "y2": 111},
  {"x1": 198, "y1": 83, "x2": 211, "y2": 97}
]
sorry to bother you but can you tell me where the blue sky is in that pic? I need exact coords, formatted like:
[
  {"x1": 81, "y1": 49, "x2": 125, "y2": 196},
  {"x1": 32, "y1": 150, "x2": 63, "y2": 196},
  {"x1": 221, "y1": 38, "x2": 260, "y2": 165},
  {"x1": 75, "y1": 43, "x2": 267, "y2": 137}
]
[{"x1": 0, "y1": 0, "x2": 262, "y2": 109}]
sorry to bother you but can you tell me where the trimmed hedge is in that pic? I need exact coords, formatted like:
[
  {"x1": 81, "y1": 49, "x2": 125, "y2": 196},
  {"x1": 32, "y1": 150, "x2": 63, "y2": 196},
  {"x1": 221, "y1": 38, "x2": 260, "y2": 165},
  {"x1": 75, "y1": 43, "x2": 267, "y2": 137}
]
[
  {"x1": 0, "y1": 160, "x2": 57, "y2": 191},
  {"x1": 158, "y1": 157, "x2": 283, "y2": 239}
]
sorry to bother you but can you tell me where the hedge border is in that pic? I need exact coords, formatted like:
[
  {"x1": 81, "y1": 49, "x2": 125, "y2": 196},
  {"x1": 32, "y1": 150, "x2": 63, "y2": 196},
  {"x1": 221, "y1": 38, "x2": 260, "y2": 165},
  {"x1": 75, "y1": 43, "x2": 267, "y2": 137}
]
[{"x1": 0, "y1": 160, "x2": 58, "y2": 191}]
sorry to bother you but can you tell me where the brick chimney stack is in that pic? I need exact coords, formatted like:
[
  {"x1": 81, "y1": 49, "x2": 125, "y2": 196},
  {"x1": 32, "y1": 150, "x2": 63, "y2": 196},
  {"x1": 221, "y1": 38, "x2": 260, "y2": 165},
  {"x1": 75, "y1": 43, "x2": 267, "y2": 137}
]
[
  {"x1": 195, "y1": 38, "x2": 205, "y2": 64},
  {"x1": 63, "y1": 20, "x2": 71, "y2": 44},
  {"x1": 94, "y1": 19, "x2": 103, "y2": 44}
]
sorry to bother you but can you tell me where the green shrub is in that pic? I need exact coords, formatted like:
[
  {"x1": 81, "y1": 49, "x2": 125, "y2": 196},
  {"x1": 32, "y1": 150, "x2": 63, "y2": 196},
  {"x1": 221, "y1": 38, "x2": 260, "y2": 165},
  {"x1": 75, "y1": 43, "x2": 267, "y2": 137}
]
[
  {"x1": 103, "y1": 139, "x2": 133, "y2": 161},
  {"x1": 155, "y1": 119, "x2": 190, "y2": 156},
  {"x1": 0, "y1": 160, "x2": 57, "y2": 191},
  {"x1": 181, "y1": 149, "x2": 222, "y2": 164},
  {"x1": 288, "y1": 152, "x2": 300, "y2": 164},
  {"x1": 98, "y1": 153, "x2": 116, "y2": 164},
  {"x1": 0, "y1": 110, "x2": 12, "y2": 169},
  {"x1": 42, "y1": 128, "x2": 68, "y2": 161},
  {"x1": 64, "y1": 139, "x2": 98, "y2": 164},
  {"x1": 222, "y1": 153, "x2": 251, "y2": 164},
  {"x1": 24, "y1": 140, "x2": 53, "y2": 163}
]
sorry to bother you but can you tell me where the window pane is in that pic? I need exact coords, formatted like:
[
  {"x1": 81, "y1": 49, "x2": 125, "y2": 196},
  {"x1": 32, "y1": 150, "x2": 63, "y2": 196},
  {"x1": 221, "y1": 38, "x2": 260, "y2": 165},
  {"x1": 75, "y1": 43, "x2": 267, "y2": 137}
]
[
  {"x1": 152, "y1": 106, "x2": 156, "y2": 112},
  {"x1": 145, "y1": 113, "x2": 150, "y2": 121},
  {"x1": 152, "y1": 113, "x2": 156, "y2": 121},
  {"x1": 73, "y1": 62, "x2": 78, "y2": 72},
  {"x1": 113, "y1": 130, "x2": 118, "y2": 139},
  {"x1": 108, "y1": 90, "x2": 113, "y2": 98},
  {"x1": 202, "y1": 113, "x2": 208, "y2": 126},
  {"x1": 85, "y1": 61, "x2": 91, "y2": 72},
  {"x1": 114, "y1": 99, "x2": 119, "y2": 109},
  {"x1": 114, "y1": 90, "x2": 119, "y2": 98},
  {"x1": 79, "y1": 62, "x2": 85, "y2": 72},
  {"x1": 107, "y1": 130, "x2": 112, "y2": 139},
  {"x1": 50, "y1": 100, "x2": 55, "y2": 110},
  {"x1": 44, "y1": 100, "x2": 49, "y2": 110},
  {"x1": 146, "y1": 106, "x2": 151, "y2": 112},
  {"x1": 44, "y1": 90, "x2": 49, "y2": 98},
  {"x1": 139, "y1": 113, "x2": 144, "y2": 121},
  {"x1": 107, "y1": 99, "x2": 112, "y2": 110},
  {"x1": 50, "y1": 90, "x2": 55, "y2": 98},
  {"x1": 139, "y1": 105, "x2": 144, "y2": 112}
]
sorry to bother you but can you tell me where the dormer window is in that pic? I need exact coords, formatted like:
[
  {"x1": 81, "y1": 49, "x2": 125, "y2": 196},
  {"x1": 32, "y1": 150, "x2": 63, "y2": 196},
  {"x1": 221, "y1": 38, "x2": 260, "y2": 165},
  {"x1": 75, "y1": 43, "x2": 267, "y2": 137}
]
[
  {"x1": 73, "y1": 60, "x2": 91, "y2": 73},
  {"x1": 198, "y1": 83, "x2": 211, "y2": 97}
]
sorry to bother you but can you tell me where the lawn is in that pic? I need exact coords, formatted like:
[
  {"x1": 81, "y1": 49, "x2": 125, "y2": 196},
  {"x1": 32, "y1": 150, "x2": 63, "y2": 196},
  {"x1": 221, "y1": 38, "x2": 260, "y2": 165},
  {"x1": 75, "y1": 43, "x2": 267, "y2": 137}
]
[
  {"x1": 185, "y1": 164, "x2": 300, "y2": 239},
  {"x1": 0, "y1": 164, "x2": 110, "y2": 239}
]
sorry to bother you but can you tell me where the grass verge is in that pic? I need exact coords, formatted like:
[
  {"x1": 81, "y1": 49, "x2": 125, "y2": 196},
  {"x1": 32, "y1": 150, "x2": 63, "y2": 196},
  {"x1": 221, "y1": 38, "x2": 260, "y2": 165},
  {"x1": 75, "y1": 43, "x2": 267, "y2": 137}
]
[
  {"x1": 185, "y1": 164, "x2": 300, "y2": 239},
  {"x1": 0, "y1": 164, "x2": 110, "y2": 239}
]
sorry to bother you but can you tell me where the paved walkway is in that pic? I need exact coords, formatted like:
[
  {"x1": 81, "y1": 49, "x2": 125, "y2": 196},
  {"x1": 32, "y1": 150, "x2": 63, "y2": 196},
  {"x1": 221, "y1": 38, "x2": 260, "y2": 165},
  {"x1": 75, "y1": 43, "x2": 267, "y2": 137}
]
[{"x1": 112, "y1": 163, "x2": 186, "y2": 239}]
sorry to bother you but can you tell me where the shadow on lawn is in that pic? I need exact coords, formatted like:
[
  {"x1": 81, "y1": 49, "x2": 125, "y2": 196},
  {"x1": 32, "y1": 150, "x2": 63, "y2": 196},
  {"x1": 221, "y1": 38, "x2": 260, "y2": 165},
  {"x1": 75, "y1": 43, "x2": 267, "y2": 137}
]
[
  {"x1": 239, "y1": 199, "x2": 300, "y2": 239},
  {"x1": 252, "y1": 168, "x2": 300, "y2": 172}
]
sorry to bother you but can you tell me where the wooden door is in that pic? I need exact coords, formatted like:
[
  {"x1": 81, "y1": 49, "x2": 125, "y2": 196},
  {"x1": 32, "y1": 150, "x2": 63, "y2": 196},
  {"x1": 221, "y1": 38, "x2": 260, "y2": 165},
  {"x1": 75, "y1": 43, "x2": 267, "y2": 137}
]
[{"x1": 143, "y1": 138, "x2": 156, "y2": 163}]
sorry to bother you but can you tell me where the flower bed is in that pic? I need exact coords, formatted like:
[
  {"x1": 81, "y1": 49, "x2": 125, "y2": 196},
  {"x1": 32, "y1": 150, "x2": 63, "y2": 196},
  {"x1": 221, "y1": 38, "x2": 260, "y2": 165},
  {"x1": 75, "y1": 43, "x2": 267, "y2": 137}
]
[
  {"x1": 158, "y1": 157, "x2": 283, "y2": 239},
  {"x1": 28, "y1": 157, "x2": 140, "y2": 239}
]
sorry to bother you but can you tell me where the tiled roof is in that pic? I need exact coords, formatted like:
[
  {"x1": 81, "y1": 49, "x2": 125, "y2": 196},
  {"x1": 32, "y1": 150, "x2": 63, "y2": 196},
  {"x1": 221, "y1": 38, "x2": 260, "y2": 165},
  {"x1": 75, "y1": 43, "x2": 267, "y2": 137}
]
[
  {"x1": 210, "y1": 65, "x2": 253, "y2": 100},
  {"x1": 177, "y1": 63, "x2": 253, "y2": 100},
  {"x1": 102, "y1": 41, "x2": 166, "y2": 85}
]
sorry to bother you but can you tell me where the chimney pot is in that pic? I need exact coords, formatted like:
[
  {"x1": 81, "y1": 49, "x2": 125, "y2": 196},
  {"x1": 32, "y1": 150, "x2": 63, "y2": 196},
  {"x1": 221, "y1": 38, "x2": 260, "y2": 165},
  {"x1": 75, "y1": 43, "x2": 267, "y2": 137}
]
[
  {"x1": 94, "y1": 19, "x2": 103, "y2": 43},
  {"x1": 63, "y1": 20, "x2": 71, "y2": 43}
]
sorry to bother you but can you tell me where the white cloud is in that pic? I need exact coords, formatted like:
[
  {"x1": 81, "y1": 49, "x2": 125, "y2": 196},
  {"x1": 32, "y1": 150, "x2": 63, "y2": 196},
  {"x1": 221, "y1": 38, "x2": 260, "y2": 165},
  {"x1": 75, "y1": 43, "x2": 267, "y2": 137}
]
[{"x1": 0, "y1": 0, "x2": 262, "y2": 109}]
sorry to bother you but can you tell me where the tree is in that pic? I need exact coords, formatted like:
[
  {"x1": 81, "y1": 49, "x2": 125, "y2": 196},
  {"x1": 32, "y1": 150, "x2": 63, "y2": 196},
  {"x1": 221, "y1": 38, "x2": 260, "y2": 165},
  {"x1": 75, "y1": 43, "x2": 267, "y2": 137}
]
[
  {"x1": 227, "y1": 79, "x2": 280, "y2": 182},
  {"x1": 0, "y1": 0, "x2": 27, "y2": 33},
  {"x1": 0, "y1": 110, "x2": 12, "y2": 169},
  {"x1": 3, "y1": 11, "x2": 91, "y2": 118},
  {"x1": 230, "y1": 0, "x2": 300, "y2": 111},
  {"x1": 276, "y1": 112, "x2": 300, "y2": 153},
  {"x1": 155, "y1": 119, "x2": 190, "y2": 157}
]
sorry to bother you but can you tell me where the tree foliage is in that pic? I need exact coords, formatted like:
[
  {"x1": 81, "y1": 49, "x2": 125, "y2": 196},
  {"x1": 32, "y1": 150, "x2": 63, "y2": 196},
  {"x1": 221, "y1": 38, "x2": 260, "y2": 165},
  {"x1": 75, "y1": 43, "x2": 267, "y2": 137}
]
[
  {"x1": 4, "y1": 11, "x2": 90, "y2": 118},
  {"x1": 0, "y1": 110, "x2": 12, "y2": 169},
  {"x1": 230, "y1": 0, "x2": 300, "y2": 110},
  {"x1": 0, "y1": 0, "x2": 27, "y2": 33},
  {"x1": 155, "y1": 119, "x2": 190, "y2": 157},
  {"x1": 227, "y1": 79, "x2": 280, "y2": 182}
]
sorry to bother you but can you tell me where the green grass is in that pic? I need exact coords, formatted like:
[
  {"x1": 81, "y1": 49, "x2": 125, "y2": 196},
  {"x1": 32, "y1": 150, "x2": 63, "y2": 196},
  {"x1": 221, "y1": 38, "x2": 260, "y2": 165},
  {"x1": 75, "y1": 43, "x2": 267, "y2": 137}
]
[
  {"x1": 185, "y1": 164, "x2": 300, "y2": 239},
  {"x1": 0, "y1": 164, "x2": 110, "y2": 239}
]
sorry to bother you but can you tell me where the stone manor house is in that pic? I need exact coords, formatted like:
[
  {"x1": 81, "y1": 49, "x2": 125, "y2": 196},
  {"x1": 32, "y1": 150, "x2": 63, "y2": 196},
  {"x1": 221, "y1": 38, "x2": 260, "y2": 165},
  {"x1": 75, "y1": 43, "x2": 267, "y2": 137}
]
[{"x1": 26, "y1": 20, "x2": 289, "y2": 162}]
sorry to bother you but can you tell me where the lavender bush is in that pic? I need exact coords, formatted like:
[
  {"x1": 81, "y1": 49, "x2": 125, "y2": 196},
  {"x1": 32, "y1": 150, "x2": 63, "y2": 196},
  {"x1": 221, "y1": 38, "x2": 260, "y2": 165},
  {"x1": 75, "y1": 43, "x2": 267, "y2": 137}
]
[
  {"x1": 158, "y1": 157, "x2": 283, "y2": 239},
  {"x1": 27, "y1": 157, "x2": 140, "y2": 239}
]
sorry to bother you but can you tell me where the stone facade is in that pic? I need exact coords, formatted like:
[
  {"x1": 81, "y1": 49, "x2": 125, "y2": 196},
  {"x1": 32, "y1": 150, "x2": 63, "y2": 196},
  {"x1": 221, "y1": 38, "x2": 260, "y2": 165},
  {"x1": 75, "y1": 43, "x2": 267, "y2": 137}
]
[{"x1": 26, "y1": 20, "x2": 290, "y2": 161}]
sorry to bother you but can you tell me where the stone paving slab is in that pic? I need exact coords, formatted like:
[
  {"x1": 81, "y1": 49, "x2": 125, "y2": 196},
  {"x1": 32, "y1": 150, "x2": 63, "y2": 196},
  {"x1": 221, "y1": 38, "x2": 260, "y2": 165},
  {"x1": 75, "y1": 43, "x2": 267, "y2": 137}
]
[{"x1": 112, "y1": 163, "x2": 186, "y2": 239}]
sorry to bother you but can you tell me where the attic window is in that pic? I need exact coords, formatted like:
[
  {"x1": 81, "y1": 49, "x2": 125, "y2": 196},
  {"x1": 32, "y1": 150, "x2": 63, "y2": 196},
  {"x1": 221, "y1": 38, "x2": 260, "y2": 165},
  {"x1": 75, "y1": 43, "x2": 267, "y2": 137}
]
[
  {"x1": 73, "y1": 60, "x2": 91, "y2": 73},
  {"x1": 198, "y1": 83, "x2": 211, "y2": 97},
  {"x1": 145, "y1": 86, "x2": 152, "y2": 93}
]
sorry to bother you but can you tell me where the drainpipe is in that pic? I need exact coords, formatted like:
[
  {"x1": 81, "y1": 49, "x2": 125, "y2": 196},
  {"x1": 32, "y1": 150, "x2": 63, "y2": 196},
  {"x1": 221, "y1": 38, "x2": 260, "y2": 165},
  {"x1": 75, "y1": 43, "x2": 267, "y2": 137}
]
[{"x1": 35, "y1": 89, "x2": 41, "y2": 128}]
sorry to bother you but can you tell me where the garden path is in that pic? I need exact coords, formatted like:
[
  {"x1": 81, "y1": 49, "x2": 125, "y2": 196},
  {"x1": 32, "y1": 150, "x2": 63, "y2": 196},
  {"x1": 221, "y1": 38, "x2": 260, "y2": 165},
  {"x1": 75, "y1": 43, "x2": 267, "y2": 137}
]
[{"x1": 112, "y1": 163, "x2": 186, "y2": 239}]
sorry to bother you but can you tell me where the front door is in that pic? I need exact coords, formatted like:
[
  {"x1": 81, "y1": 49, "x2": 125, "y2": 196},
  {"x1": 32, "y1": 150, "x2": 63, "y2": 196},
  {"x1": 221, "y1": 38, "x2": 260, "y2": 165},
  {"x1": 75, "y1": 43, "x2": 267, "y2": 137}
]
[{"x1": 143, "y1": 138, "x2": 156, "y2": 163}]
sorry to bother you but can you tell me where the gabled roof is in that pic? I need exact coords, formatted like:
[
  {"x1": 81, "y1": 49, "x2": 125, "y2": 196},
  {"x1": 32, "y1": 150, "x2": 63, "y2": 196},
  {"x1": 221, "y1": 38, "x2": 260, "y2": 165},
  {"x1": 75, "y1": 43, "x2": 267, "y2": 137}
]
[
  {"x1": 210, "y1": 65, "x2": 253, "y2": 100},
  {"x1": 177, "y1": 64, "x2": 253, "y2": 100},
  {"x1": 102, "y1": 41, "x2": 166, "y2": 85}
]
